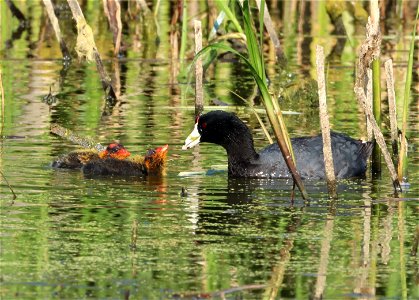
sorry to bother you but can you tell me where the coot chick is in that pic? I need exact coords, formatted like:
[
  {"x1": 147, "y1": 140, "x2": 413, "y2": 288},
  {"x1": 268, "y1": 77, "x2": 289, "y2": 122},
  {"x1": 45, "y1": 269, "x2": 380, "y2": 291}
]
[
  {"x1": 182, "y1": 110, "x2": 373, "y2": 179},
  {"x1": 82, "y1": 144, "x2": 168, "y2": 176},
  {"x1": 52, "y1": 143, "x2": 131, "y2": 169}
]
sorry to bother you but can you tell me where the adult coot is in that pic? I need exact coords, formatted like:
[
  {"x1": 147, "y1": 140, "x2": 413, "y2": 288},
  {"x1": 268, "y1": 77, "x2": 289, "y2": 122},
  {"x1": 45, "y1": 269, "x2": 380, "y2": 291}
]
[
  {"x1": 52, "y1": 143, "x2": 131, "y2": 169},
  {"x1": 182, "y1": 111, "x2": 373, "y2": 179},
  {"x1": 82, "y1": 145, "x2": 168, "y2": 176}
]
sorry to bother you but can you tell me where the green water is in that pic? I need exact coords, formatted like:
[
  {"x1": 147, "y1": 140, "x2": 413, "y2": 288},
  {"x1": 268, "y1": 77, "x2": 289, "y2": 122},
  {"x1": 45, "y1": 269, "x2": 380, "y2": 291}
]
[{"x1": 1, "y1": 1, "x2": 418, "y2": 299}]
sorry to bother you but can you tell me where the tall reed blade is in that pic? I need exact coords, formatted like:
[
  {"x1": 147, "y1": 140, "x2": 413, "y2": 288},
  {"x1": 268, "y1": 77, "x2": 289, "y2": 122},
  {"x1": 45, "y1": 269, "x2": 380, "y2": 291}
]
[{"x1": 240, "y1": 0, "x2": 307, "y2": 199}]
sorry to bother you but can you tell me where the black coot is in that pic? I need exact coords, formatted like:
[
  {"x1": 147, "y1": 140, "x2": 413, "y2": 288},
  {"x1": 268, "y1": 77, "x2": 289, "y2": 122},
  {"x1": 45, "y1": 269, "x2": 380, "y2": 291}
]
[{"x1": 182, "y1": 110, "x2": 373, "y2": 179}]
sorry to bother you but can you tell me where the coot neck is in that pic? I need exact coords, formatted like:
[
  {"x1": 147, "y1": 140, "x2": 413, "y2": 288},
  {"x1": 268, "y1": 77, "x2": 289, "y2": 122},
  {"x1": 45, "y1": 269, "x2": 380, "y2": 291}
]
[{"x1": 219, "y1": 128, "x2": 259, "y2": 165}]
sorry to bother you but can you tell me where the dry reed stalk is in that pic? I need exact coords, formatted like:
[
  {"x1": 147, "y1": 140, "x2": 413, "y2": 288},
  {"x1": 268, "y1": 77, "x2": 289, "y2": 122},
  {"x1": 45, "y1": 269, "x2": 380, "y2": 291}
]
[
  {"x1": 255, "y1": 0, "x2": 286, "y2": 64},
  {"x1": 353, "y1": 2, "x2": 400, "y2": 191},
  {"x1": 384, "y1": 59, "x2": 398, "y2": 155},
  {"x1": 67, "y1": 0, "x2": 117, "y2": 100},
  {"x1": 252, "y1": 108, "x2": 273, "y2": 144},
  {"x1": 50, "y1": 123, "x2": 105, "y2": 152},
  {"x1": 42, "y1": 0, "x2": 71, "y2": 59},
  {"x1": 103, "y1": 0, "x2": 122, "y2": 56},
  {"x1": 153, "y1": 0, "x2": 161, "y2": 17},
  {"x1": 316, "y1": 45, "x2": 337, "y2": 199},
  {"x1": 194, "y1": 20, "x2": 203, "y2": 117}
]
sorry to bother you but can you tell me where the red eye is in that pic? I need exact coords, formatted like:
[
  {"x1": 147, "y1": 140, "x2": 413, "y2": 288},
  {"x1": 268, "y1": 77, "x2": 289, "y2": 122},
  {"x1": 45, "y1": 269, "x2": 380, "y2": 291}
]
[{"x1": 201, "y1": 122, "x2": 207, "y2": 129}]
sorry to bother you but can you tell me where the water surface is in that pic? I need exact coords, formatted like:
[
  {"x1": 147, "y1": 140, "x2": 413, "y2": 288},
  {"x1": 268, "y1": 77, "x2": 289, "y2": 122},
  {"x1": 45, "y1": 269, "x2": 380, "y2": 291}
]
[{"x1": 1, "y1": 1, "x2": 418, "y2": 299}]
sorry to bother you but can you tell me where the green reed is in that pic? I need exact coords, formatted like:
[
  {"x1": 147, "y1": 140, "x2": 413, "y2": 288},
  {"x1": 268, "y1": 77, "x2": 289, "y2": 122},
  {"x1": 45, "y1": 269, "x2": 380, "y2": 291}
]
[
  {"x1": 372, "y1": 58, "x2": 382, "y2": 173},
  {"x1": 398, "y1": 7, "x2": 418, "y2": 182}
]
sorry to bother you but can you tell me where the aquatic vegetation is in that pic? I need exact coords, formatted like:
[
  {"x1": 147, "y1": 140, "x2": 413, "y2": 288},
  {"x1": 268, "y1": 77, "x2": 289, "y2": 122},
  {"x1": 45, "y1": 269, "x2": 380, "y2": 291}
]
[{"x1": 0, "y1": 1, "x2": 417, "y2": 299}]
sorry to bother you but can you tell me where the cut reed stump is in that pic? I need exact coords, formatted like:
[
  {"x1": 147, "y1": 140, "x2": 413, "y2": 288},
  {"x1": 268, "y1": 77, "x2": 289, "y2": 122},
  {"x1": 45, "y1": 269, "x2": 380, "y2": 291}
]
[
  {"x1": 194, "y1": 20, "x2": 203, "y2": 117},
  {"x1": 67, "y1": 0, "x2": 117, "y2": 101},
  {"x1": 316, "y1": 45, "x2": 337, "y2": 199},
  {"x1": 42, "y1": 0, "x2": 71, "y2": 60}
]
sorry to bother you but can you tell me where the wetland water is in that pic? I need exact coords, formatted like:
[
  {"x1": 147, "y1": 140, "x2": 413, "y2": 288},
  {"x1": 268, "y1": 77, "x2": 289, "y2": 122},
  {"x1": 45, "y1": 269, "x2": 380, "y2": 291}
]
[{"x1": 1, "y1": 1, "x2": 418, "y2": 299}]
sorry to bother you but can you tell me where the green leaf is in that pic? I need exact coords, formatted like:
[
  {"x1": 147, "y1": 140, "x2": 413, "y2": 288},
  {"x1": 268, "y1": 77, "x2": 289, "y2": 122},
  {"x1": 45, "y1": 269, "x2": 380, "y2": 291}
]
[{"x1": 214, "y1": 0, "x2": 244, "y2": 34}]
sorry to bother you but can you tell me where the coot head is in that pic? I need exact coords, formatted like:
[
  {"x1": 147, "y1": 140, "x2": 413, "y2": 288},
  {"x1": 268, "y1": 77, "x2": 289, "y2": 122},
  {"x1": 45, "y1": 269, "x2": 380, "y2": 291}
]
[
  {"x1": 182, "y1": 111, "x2": 254, "y2": 153},
  {"x1": 99, "y1": 143, "x2": 131, "y2": 160}
]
